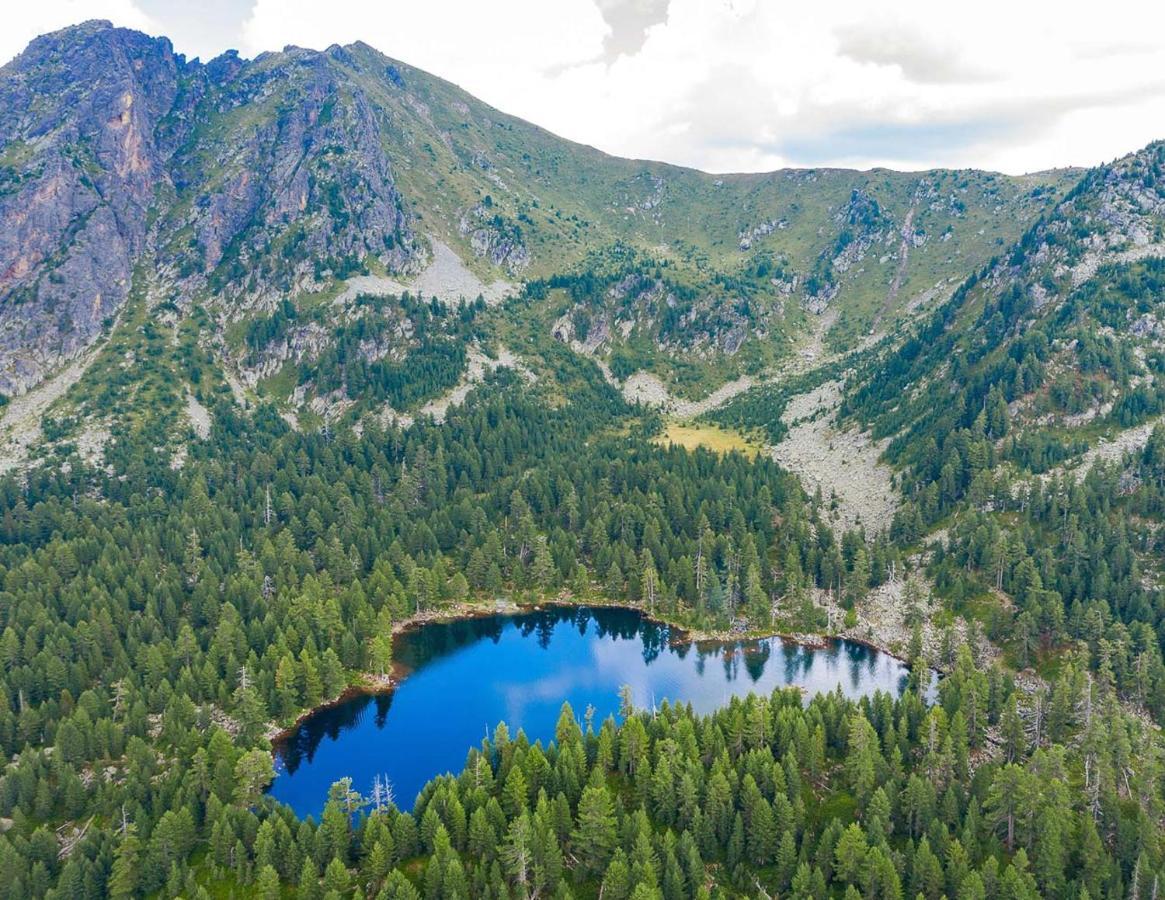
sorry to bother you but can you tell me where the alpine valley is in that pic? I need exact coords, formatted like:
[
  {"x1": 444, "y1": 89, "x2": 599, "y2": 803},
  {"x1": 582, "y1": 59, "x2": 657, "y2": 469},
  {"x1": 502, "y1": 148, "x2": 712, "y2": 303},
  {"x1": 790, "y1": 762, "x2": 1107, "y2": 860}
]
[{"x1": 0, "y1": 18, "x2": 1164, "y2": 900}]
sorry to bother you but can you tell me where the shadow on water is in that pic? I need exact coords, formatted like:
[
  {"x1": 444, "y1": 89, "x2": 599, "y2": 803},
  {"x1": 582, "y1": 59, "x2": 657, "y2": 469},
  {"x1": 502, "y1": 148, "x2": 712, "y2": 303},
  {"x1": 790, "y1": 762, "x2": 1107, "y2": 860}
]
[{"x1": 270, "y1": 606, "x2": 931, "y2": 819}]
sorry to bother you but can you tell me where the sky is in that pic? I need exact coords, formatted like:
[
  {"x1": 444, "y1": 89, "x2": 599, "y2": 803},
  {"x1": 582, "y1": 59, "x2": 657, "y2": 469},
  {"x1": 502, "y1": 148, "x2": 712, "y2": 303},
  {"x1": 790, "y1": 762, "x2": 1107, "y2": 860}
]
[{"x1": 4, "y1": 0, "x2": 1165, "y2": 175}]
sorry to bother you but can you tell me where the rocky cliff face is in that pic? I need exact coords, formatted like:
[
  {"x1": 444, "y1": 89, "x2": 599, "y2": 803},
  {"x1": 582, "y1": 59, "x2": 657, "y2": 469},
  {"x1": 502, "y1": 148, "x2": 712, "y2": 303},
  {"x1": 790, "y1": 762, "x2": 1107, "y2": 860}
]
[
  {"x1": 0, "y1": 22, "x2": 419, "y2": 395},
  {"x1": 0, "y1": 22, "x2": 180, "y2": 392},
  {"x1": 159, "y1": 44, "x2": 417, "y2": 308}
]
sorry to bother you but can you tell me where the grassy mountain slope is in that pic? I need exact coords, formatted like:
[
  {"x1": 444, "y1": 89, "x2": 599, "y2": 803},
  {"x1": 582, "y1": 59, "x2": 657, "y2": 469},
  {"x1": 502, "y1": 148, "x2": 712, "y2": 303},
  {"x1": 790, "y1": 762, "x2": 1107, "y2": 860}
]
[
  {"x1": 0, "y1": 21, "x2": 1073, "y2": 414},
  {"x1": 324, "y1": 42, "x2": 1074, "y2": 363}
]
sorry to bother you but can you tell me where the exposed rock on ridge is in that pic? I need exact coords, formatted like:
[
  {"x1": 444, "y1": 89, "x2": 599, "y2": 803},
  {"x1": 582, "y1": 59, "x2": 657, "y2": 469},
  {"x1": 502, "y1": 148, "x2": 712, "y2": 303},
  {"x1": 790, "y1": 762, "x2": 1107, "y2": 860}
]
[
  {"x1": 0, "y1": 22, "x2": 180, "y2": 392},
  {"x1": 0, "y1": 22, "x2": 421, "y2": 395}
]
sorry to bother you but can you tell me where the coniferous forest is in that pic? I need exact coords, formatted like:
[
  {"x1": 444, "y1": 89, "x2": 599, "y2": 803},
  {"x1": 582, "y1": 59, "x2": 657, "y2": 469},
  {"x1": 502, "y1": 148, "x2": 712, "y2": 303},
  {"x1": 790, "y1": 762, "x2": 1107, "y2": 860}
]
[{"x1": 0, "y1": 352, "x2": 1159, "y2": 898}]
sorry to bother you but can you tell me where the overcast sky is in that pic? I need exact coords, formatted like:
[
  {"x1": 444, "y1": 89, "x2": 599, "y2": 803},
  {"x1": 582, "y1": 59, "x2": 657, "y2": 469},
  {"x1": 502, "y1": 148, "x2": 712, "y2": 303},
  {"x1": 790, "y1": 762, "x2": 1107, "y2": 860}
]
[{"x1": 5, "y1": 0, "x2": 1165, "y2": 174}]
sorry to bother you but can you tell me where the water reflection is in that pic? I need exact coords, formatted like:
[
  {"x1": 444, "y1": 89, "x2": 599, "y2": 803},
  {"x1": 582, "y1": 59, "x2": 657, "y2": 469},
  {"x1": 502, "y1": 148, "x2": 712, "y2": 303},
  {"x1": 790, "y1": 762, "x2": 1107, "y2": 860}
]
[{"x1": 271, "y1": 605, "x2": 931, "y2": 819}]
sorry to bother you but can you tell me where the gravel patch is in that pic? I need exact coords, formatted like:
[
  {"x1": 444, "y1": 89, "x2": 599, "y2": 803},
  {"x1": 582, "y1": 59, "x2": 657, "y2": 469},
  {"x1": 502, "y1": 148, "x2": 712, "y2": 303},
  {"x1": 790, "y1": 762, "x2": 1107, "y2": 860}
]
[
  {"x1": 185, "y1": 391, "x2": 211, "y2": 439},
  {"x1": 1070, "y1": 416, "x2": 1163, "y2": 473},
  {"x1": 1023, "y1": 414, "x2": 1165, "y2": 488},
  {"x1": 814, "y1": 573, "x2": 993, "y2": 669},
  {"x1": 335, "y1": 238, "x2": 517, "y2": 308},
  {"x1": 1069, "y1": 241, "x2": 1165, "y2": 289},
  {"x1": 606, "y1": 309, "x2": 899, "y2": 538},
  {"x1": 618, "y1": 371, "x2": 755, "y2": 418},
  {"x1": 0, "y1": 349, "x2": 98, "y2": 473},
  {"x1": 419, "y1": 345, "x2": 533, "y2": 424},
  {"x1": 606, "y1": 305, "x2": 845, "y2": 420},
  {"x1": 223, "y1": 370, "x2": 248, "y2": 405},
  {"x1": 770, "y1": 380, "x2": 899, "y2": 536},
  {"x1": 76, "y1": 420, "x2": 111, "y2": 468}
]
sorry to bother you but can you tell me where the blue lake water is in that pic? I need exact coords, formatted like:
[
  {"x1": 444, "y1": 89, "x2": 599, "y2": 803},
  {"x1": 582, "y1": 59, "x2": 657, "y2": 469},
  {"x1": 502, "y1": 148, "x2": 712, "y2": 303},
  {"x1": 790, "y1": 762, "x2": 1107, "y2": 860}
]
[{"x1": 270, "y1": 605, "x2": 927, "y2": 819}]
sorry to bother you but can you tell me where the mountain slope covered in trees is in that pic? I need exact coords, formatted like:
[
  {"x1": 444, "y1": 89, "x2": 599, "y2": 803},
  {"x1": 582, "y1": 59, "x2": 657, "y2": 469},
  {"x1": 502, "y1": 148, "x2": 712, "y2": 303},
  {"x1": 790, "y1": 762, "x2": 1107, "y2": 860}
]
[{"x1": 831, "y1": 142, "x2": 1165, "y2": 717}]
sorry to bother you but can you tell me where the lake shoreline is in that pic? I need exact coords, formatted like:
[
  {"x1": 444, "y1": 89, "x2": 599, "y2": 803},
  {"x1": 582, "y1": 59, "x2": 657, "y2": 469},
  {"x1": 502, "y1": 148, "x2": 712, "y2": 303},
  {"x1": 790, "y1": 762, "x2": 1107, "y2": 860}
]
[
  {"x1": 267, "y1": 599, "x2": 525, "y2": 745},
  {"x1": 266, "y1": 594, "x2": 921, "y2": 747}
]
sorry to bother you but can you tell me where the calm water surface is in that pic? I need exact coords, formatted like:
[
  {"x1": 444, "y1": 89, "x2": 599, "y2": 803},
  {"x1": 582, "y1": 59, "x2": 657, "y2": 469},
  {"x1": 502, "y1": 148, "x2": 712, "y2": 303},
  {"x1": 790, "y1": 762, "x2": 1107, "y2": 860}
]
[{"x1": 271, "y1": 606, "x2": 928, "y2": 818}]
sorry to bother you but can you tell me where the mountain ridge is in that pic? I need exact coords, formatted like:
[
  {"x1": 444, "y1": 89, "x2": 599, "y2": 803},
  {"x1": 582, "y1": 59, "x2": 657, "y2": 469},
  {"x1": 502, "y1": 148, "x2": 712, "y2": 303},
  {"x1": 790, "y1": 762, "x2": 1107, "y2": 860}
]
[{"x1": 0, "y1": 20, "x2": 1072, "y2": 400}]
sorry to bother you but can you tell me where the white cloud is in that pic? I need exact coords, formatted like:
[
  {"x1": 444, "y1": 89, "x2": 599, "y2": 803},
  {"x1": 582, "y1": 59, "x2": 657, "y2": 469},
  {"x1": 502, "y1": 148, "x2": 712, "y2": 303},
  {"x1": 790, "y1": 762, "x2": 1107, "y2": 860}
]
[
  {"x1": 4, "y1": 0, "x2": 1165, "y2": 174},
  {"x1": 241, "y1": 0, "x2": 606, "y2": 88},
  {"x1": 0, "y1": 0, "x2": 158, "y2": 67}
]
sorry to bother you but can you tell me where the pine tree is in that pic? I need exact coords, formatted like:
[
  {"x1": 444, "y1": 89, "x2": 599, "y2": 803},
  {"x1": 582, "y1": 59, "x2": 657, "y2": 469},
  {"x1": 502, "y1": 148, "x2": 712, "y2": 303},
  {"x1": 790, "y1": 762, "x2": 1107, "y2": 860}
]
[
  {"x1": 368, "y1": 634, "x2": 393, "y2": 677},
  {"x1": 833, "y1": 823, "x2": 867, "y2": 884},
  {"x1": 572, "y1": 775, "x2": 617, "y2": 876},
  {"x1": 255, "y1": 864, "x2": 281, "y2": 900},
  {"x1": 234, "y1": 750, "x2": 275, "y2": 808},
  {"x1": 108, "y1": 824, "x2": 141, "y2": 900}
]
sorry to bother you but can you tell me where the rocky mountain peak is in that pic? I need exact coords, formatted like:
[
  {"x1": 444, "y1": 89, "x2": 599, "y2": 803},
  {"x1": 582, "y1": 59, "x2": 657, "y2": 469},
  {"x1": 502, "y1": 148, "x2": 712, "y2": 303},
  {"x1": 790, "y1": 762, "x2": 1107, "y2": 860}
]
[
  {"x1": 0, "y1": 23, "x2": 422, "y2": 394},
  {"x1": 0, "y1": 20, "x2": 186, "y2": 392}
]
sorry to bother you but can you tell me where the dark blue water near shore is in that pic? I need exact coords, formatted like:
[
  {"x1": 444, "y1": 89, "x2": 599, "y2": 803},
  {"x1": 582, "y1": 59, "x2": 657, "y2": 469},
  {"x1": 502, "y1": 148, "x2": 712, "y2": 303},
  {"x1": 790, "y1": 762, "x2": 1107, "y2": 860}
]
[{"x1": 270, "y1": 606, "x2": 927, "y2": 819}]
